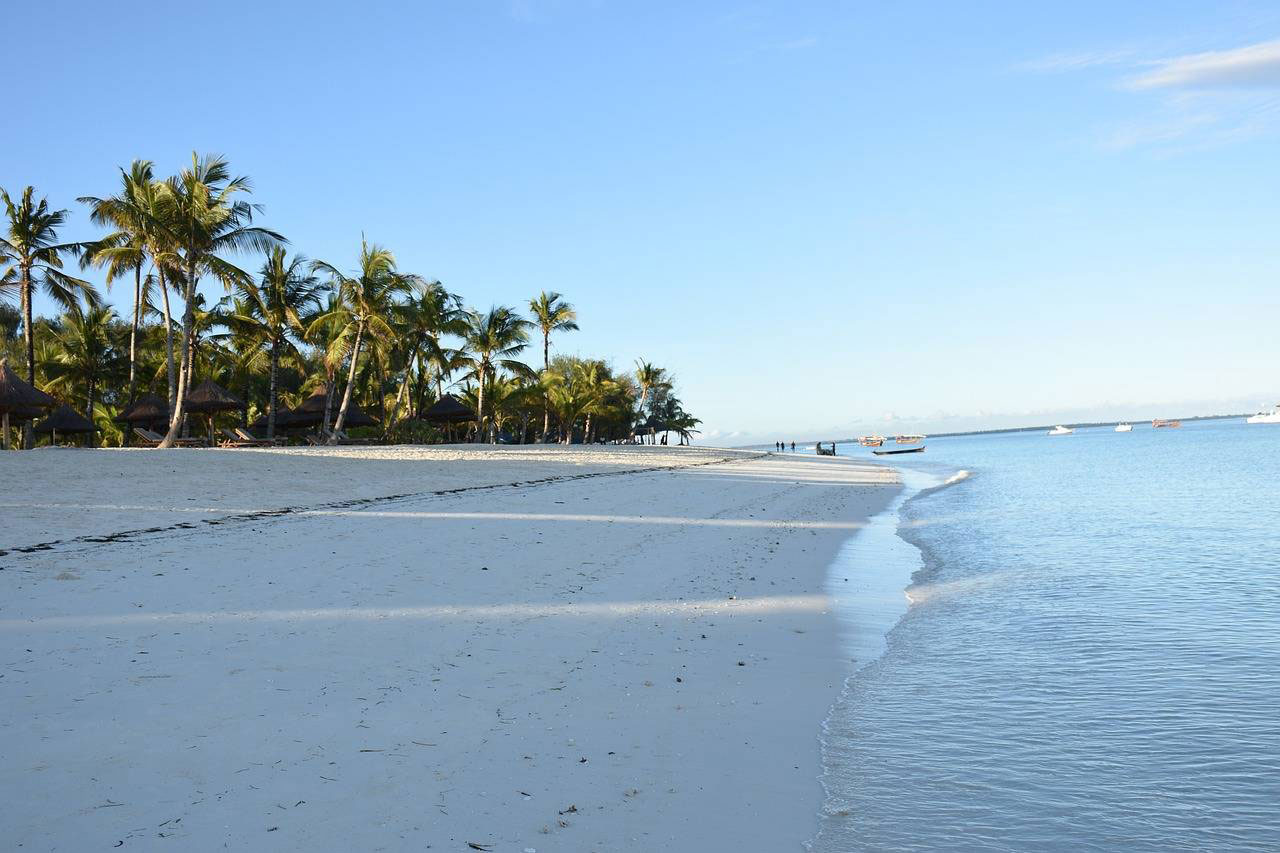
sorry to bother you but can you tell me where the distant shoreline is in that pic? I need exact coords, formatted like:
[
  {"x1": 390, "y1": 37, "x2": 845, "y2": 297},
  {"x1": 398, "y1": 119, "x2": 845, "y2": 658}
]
[{"x1": 735, "y1": 413, "x2": 1250, "y2": 449}]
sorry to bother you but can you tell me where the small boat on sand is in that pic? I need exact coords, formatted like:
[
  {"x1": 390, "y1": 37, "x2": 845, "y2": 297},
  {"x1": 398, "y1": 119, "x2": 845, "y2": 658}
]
[
  {"x1": 1246, "y1": 404, "x2": 1280, "y2": 424},
  {"x1": 858, "y1": 435, "x2": 885, "y2": 447},
  {"x1": 873, "y1": 446, "x2": 926, "y2": 455},
  {"x1": 1152, "y1": 418, "x2": 1181, "y2": 429},
  {"x1": 1115, "y1": 423, "x2": 1133, "y2": 432},
  {"x1": 1048, "y1": 425, "x2": 1074, "y2": 436},
  {"x1": 894, "y1": 434, "x2": 925, "y2": 445}
]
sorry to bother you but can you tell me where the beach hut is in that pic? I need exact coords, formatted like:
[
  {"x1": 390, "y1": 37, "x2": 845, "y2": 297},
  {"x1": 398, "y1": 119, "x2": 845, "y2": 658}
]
[
  {"x1": 34, "y1": 404, "x2": 97, "y2": 446},
  {"x1": 422, "y1": 394, "x2": 475, "y2": 424},
  {"x1": 422, "y1": 394, "x2": 475, "y2": 442},
  {"x1": 0, "y1": 360, "x2": 57, "y2": 449},
  {"x1": 288, "y1": 386, "x2": 378, "y2": 430},
  {"x1": 183, "y1": 380, "x2": 247, "y2": 444},
  {"x1": 115, "y1": 394, "x2": 171, "y2": 441}
]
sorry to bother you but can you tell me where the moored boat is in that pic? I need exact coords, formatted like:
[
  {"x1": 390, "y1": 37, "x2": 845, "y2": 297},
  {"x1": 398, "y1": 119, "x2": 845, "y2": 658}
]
[
  {"x1": 1048, "y1": 425, "x2": 1074, "y2": 436},
  {"x1": 1246, "y1": 404, "x2": 1280, "y2": 424},
  {"x1": 858, "y1": 435, "x2": 885, "y2": 447},
  {"x1": 1115, "y1": 423, "x2": 1133, "y2": 432},
  {"x1": 1152, "y1": 418, "x2": 1182, "y2": 429},
  {"x1": 894, "y1": 434, "x2": 925, "y2": 445},
  {"x1": 873, "y1": 446, "x2": 925, "y2": 455}
]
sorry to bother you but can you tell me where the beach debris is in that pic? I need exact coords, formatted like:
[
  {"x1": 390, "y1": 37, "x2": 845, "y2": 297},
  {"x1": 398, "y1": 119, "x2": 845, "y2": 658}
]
[
  {"x1": 737, "y1": 661, "x2": 745, "y2": 666},
  {"x1": 558, "y1": 804, "x2": 578, "y2": 815},
  {"x1": 675, "y1": 676, "x2": 682, "y2": 683},
  {"x1": 466, "y1": 843, "x2": 492, "y2": 851},
  {"x1": 625, "y1": 788, "x2": 640, "y2": 797},
  {"x1": 578, "y1": 757, "x2": 588, "y2": 763}
]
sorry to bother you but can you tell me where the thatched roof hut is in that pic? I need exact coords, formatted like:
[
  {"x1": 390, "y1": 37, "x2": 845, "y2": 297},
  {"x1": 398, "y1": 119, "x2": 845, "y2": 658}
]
[
  {"x1": 115, "y1": 394, "x2": 169, "y2": 425},
  {"x1": 184, "y1": 380, "x2": 245, "y2": 414},
  {"x1": 0, "y1": 360, "x2": 56, "y2": 414},
  {"x1": 34, "y1": 404, "x2": 96, "y2": 435},
  {"x1": 422, "y1": 394, "x2": 475, "y2": 424},
  {"x1": 287, "y1": 386, "x2": 377, "y2": 428}
]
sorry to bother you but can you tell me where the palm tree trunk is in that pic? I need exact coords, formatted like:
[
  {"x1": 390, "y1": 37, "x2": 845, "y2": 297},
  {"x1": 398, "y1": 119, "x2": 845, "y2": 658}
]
[
  {"x1": 323, "y1": 374, "x2": 334, "y2": 433},
  {"x1": 158, "y1": 269, "x2": 177, "y2": 412},
  {"x1": 540, "y1": 335, "x2": 550, "y2": 442},
  {"x1": 330, "y1": 321, "x2": 364, "y2": 442},
  {"x1": 20, "y1": 265, "x2": 34, "y2": 385},
  {"x1": 267, "y1": 339, "x2": 280, "y2": 439},
  {"x1": 20, "y1": 267, "x2": 34, "y2": 449},
  {"x1": 474, "y1": 364, "x2": 487, "y2": 444},
  {"x1": 159, "y1": 263, "x2": 197, "y2": 448},
  {"x1": 386, "y1": 348, "x2": 416, "y2": 439},
  {"x1": 127, "y1": 262, "x2": 141, "y2": 403}
]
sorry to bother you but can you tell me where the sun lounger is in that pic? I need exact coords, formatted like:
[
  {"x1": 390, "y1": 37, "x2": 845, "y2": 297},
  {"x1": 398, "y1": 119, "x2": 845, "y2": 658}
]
[
  {"x1": 328, "y1": 428, "x2": 378, "y2": 445},
  {"x1": 219, "y1": 428, "x2": 274, "y2": 448},
  {"x1": 134, "y1": 427, "x2": 208, "y2": 447},
  {"x1": 132, "y1": 427, "x2": 162, "y2": 447},
  {"x1": 235, "y1": 427, "x2": 287, "y2": 447}
]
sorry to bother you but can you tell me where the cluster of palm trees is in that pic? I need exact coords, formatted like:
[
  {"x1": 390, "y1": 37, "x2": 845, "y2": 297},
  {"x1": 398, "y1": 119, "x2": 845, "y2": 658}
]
[{"x1": 1, "y1": 154, "x2": 700, "y2": 449}]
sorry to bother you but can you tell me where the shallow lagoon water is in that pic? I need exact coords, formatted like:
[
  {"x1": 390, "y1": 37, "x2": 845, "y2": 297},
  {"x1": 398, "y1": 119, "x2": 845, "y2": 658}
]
[{"x1": 814, "y1": 419, "x2": 1280, "y2": 852}]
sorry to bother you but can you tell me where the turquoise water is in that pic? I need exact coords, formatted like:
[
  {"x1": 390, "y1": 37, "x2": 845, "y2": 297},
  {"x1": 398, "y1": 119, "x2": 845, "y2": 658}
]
[{"x1": 814, "y1": 419, "x2": 1280, "y2": 852}]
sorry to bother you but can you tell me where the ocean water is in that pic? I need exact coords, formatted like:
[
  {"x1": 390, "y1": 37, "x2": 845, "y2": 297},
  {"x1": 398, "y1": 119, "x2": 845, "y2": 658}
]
[{"x1": 813, "y1": 419, "x2": 1280, "y2": 852}]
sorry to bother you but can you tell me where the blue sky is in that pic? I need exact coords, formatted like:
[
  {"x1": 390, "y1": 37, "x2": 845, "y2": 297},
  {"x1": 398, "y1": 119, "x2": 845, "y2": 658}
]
[{"x1": 6, "y1": 1, "x2": 1280, "y2": 443}]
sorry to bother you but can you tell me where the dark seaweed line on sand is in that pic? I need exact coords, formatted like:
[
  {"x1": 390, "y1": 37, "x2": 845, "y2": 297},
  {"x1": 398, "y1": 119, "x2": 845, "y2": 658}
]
[{"x1": 1, "y1": 454, "x2": 754, "y2": 559}]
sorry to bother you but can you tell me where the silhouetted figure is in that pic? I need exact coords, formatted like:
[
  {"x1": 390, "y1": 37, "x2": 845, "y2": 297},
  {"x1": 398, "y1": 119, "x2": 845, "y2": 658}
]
[{"x1": 790, "y1": 441, "x2": 795, "y2": 452}]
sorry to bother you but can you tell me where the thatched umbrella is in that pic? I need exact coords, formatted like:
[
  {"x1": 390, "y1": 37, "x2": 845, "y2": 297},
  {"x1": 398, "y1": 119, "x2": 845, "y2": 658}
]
[
  {"x1": 289, "y1": 386, "x2": 377, "y2": 431},
  {"x1": 34, "y1": 404, "x2": 96, "y2": 445},
  {"x1": 115, "y1": 394, "x2": 170, "y2": 432},
  {"x1": 422, "y1": 394, "x2": 475, "y2": 442},
  {"x1": 184, "y1": 380, "x2": 246, "y2": 444},
  {"x1": 423, "y1": 394, "x2": 475, "y2": 424},
  {"x1": 0, "y1": 360, "x2": 56, "y2": 449}
]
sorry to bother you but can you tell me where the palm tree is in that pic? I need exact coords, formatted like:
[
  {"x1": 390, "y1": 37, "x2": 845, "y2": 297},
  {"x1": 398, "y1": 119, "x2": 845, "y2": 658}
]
[
  {"x1": 633, "y1": 360, "x2": 669, "y2": 444},
  {"x1": 225, "y1": 248, "x2": 323, "y2": 437},
  {"x1": 154, "y1": 154, "x2": 284, "y2": 448},
  {"x1": 529, "y1": 291, "x2": 579, "y2": 442},
  {"x1": 310, "y1": 239, "x2": 412, "y2": 441},
  {"x1": 461, "y1": 306, "x2": 533, "y2": 443},
  {"x1": 42, "y1": 304, "x2": 120, "y2": 427},
  {"x1": 78, "y1": 161, "x2": 158, "y2": 404},
  {"x1": 0, "y1": 186, "x2": 99, "y2": 386},
  {"x1": 386, "y1": 279, "x2": 465, "y2": 435}
]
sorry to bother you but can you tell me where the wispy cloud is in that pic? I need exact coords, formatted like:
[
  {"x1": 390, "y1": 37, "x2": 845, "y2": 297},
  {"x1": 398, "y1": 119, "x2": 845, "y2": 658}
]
[
  {"x1": 1018, "y1": 49, "x2": 1138, "y2": 73},
  {"x1": 1025, "y1": 37, "x2": 1280, "y2": 151},
  {"x1": 1127, "y1": 39, "x2": 1280, "y2": 89}
]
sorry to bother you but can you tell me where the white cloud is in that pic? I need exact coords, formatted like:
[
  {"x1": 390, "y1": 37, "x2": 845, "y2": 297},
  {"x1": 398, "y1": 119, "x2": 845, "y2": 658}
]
[
  {"x1": 1128, "y1": 39, "x2": 1280, "y2": 89},
  {"x1": 1024, "y1": 37, "x2": 1280, "y2": 150}
]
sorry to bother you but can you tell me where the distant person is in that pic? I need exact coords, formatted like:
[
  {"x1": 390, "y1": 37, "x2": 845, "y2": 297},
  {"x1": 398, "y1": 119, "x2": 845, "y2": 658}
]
[{"x1": 790, "y1": 441, "x2": 795, "y2": 452}]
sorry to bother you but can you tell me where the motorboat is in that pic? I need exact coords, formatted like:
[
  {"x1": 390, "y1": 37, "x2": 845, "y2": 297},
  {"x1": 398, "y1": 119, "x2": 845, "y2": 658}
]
[
  {"x1": 1246, "y1": 404, "x2": 1280, "y2": 424},
  {"x1": 1047, "y1": 425, "x2": 1074, "y2": 436},
  {"x1": 1115, "y1": 423, "x2": 1133, "y2": 432},
  {"x1": 894, "y1": 434, "x2": 925, "y2": 445},
  {"x1": 873, "y1": 446, "x2": 925, "y2": 455},
  {"x1": 858, "y1": 435, "x2": 885, "y2": 447},
  {"x1": 1152, "y1": 418, "x2": 1181, "y2": 429}
]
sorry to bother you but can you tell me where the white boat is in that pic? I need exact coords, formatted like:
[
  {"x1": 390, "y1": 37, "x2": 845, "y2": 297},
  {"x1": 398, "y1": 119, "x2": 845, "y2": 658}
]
[
  {"x1": 1048, "y1": 425, "x2": 1074, "y2": 436},
  {"x1": 1246, "y1": 404, "x2": 1280, "y2": 424},
  {"x1": 1115, "y1": 423, "x2": 1133, "y2": 432}
]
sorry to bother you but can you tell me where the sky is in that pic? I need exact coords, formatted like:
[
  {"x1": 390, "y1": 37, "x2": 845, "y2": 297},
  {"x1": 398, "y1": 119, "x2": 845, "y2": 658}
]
[{"x1": 5, "y1": 1, "x2": 1279, "y2": 444}]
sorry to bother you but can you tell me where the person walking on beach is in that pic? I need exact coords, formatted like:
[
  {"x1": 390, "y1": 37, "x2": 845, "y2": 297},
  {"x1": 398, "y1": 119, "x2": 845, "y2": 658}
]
[{"x1": 790, "y1": 441, "x2": 795, "y2": 451}]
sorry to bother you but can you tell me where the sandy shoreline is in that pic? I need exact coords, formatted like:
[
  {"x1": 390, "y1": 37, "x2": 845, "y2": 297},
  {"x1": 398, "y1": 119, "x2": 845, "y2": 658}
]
[{"x1": 2, "y1": 445, "x2": 897, "y2": 851}]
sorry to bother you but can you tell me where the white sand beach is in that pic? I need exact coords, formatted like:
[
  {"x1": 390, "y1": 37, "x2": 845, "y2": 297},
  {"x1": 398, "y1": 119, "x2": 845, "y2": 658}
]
[{"x1": 1, "y1": 445, "x2": 897, "y2": 851}]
